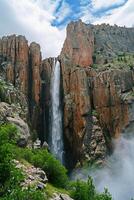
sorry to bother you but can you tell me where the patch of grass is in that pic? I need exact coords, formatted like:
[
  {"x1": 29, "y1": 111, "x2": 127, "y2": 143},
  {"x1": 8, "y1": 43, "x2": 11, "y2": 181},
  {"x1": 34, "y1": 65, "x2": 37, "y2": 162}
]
[{"x1": 46, "y1": 183, "x2": 70, "y2": 198}]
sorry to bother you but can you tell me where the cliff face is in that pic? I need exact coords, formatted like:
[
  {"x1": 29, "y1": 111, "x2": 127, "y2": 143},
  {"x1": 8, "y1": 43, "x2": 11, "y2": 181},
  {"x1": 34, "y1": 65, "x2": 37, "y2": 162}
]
[
  {"x1": 60, "y1": 21, "x2": 134, "y2": 167},
  {"x1": 0, "y1": 35, "x2": 41, "y2": 132},
  {"x1": 92, "y1": 24, "x2": 134, "y2": 64},
  {"x1": 1, "y1": 21, "x2": 134, "y2": 169},
  {"x1": 61, "y1": 20, "x2": 94, "y2": 67},
  {"x1": 0, "y1": 35, "x2": 29, "y2": 94}
]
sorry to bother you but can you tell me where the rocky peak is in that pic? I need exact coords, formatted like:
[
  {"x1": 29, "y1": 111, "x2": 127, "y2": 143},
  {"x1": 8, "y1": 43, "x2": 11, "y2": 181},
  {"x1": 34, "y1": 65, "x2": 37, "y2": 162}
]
[
  {"x1": 0, "y1": 34, "x2": 29, "y2": 94},
  {"x1": 0, "y1": 35, "x2": 42, "y2": 134},
  {"x1": 61, "y1": 20, "x2": 94, "y2": 67}
]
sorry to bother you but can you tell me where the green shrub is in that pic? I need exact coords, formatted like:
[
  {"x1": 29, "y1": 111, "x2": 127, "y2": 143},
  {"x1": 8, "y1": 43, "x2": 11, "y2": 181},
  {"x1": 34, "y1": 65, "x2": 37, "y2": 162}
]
[
  {"x1": 70, "y1": 177, "x2": 95, "y2": 200},
  {"x1": 0, "y1": 187, "x2": 46, "y2": 200},
  {"x1": 14, "y1": 147, "x2": 69, "y2": 188},
  {"x1": 0, "y1": 123, "x2": 18, "y2": 145},
  {"x1": 14, "y1": 147, "x2": 34, "y2": 163},
  {"x1": 95, "y1": 188, "x2": 112, "y2": 200},
  {"x1": 33, "y1": 149, "x2": 68, "y2": 188},
  {"x1": 0, "y1": 124, "x2": 17, "y2": 186},
  {"x1": 70, "y1": 177, "x2": 112, "y2": 200},
  {"x1": 0, "y1": 124, "x2": 24, "y2": 196}
]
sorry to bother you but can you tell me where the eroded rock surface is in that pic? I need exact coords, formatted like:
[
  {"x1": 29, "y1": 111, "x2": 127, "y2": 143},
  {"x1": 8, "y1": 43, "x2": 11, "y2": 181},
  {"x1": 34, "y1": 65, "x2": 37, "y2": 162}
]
[
  {"x1": 59, "y1": 21, "x2": 134, "y2": 167},
  {"x1": 14, "y1": 160, "x2": 48, "y2": 189},
  {"x1": 61, "y1": 20, "x2": 94, "y2": 67}
]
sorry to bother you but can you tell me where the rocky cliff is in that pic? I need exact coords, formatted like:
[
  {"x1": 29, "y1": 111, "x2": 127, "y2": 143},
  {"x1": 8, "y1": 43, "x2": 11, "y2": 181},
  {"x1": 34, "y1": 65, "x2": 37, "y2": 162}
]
[
  {"x1": 61, "y1": 20, "x2": 94, "y2": 67},
  {"x1": 0, "y1": 35, "x2": 41, "y2": 133},
  {"x1": 92, "y1": 24, "x2": 134, "y2": 64},
  {"x1": 60, "y1": 20, "x2": 134, "y2": 168},
  {"x1": 1, "y1": 21, "x2": 134, "y2": 169}
]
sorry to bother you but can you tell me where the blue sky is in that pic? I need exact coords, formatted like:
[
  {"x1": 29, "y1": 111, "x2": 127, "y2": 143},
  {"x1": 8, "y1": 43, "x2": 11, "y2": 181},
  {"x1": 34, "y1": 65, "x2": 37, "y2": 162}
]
[
  {"x1": 0, "y1": 0, "x2": 133, "y2": 58},
  {"x1": 52, "y1": 0, "x2": 128, "y2": 27}
]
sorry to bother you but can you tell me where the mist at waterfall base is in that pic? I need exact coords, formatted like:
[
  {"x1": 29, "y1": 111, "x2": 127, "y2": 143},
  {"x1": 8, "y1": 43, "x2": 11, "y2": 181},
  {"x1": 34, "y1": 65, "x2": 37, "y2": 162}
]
[
  {"x1": 71, "y1": 135, "x2": 134, "y2": 200},
  {"x1": 49, "y1": 59, "x2": 64, "y2": 164}
]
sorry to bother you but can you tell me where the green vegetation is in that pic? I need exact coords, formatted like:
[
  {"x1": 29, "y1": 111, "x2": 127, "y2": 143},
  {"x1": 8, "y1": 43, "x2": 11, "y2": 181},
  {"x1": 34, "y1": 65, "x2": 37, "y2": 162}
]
[
  {"x1": 45, "y1": 183, "x2": 70, "y2": 198},
  {"x1": 70, "y1": 177, "x2": 112, "y2": 200},
  {"x1": 0, "y1": 79, "x2": 13, "y2": 103},
  {"x1": 0, "y1": 123, "x2": 114, "y2": 200},
  {"x1": 92, "y1": 109, "x2": 99, "y2": 118},
  {"x1": 0, "y1": 188, "x2": 46, "y2": 200},
  {"x1": 14, "y1": 147, "x2": 69, "y2": 188},
  {"x1": 0, "y1": 124, "x2": 46, "y2": 199},
  {"x1": 92, "y1": 52, "x2": 134, "y2": 70}
]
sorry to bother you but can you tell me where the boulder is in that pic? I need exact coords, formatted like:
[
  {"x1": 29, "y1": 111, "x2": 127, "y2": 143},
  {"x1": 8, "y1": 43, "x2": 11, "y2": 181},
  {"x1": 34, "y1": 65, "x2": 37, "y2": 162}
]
[
  {"x1": 7, "y1": 116, "x2": 30, "y2": 143},
  {"x1": 50, "y1": 193, "x2": 74, "y2": 200}
]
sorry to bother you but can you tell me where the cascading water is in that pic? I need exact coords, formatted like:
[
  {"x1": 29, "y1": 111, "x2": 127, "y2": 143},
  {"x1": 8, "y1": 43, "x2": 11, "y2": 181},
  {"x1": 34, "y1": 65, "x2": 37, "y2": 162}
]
[{"x1": 49, "y1": 59, "x2": 64, "y2": 163}]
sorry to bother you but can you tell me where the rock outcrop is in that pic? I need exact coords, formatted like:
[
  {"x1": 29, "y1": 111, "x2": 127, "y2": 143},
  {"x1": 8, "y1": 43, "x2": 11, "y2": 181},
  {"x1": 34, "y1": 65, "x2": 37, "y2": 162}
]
[
  {"x1": 61, "y1": 20, "x2": 94, "y2": 67},
  {"x1": 29, "y1": 42, "x2": 41, "y2": 106},
  {"x1": 14, "y1": 160, "x2": 48, "y2": 190},
  {"x1": 60, "y1": 63, "x2": 91, "y2": 167},
  {"x1": 50, "y1": 193, "x2": 74, "y2": 200},
  {"x1": 60, "y1": 21, "x2": 134, "y2": 168},
  {"x1": 92, "y1": 24, "x2": 134, "y2": 64},
  {"x1": 91, "y1": 69, "x2": 132, "y2": 139},
  {"x1": 40, "y1": 58, "x2": 54, "y2": 141},
  {"x1": 0, "y1": 35, "x2": 29, "y2": 94},
  {"x1": 0, "y1": 79, "x2": 30, "y2": 143},
  {"x1": 0, "y1": 35, "x2": 42, "y2": 134}
]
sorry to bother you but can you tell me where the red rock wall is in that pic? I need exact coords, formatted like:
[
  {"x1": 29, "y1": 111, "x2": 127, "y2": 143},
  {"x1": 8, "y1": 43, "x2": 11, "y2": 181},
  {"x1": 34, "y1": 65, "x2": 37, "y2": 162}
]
[
  {"x1": 61, "y1": 20, "x2": 94, "y2": 67},
  {"x1": 0, "y1": 35, "x2": 29, "y2": 94},
  {"x1": 60, "y1": 20, "x2": 134, "y2": 167}
]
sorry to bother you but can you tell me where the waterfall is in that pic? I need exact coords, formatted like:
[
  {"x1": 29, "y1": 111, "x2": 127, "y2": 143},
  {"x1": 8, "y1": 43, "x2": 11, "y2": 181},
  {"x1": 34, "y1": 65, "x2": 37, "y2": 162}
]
[{"x1": 49, "y1": 59, "x2": 64, "y2": 163}]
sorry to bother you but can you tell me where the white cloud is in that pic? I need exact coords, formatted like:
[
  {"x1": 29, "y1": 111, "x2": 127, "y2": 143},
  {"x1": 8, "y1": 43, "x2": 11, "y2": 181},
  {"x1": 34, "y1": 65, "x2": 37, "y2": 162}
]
[
  {"x1": 55, "y1": 1, "x2": 72, "y2": 23},
  {"x1": 0, "y1": 0, "x2": 67, "y2": 58},
  {"x1": 91, "y1": 0, "x2": 126, "y2": 10},
  {"x1": 0, "y1": 0, "x2": 133, "y2": 59},
  {"x1": 79, "y1": 0, "x2": 133, "y2": 28},
  {"x1": 94, "y1": 0, "x2": 134, "y2": 27},
  {"x1": 79, "y1": 0, "x2": 93, "y2": 23}
]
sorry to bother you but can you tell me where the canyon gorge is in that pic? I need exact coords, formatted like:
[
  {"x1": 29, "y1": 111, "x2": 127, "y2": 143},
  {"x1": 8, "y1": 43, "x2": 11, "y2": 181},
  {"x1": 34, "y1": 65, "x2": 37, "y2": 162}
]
[{"x1": 0, "y1": 19, "x2": 134, "y2": 172}]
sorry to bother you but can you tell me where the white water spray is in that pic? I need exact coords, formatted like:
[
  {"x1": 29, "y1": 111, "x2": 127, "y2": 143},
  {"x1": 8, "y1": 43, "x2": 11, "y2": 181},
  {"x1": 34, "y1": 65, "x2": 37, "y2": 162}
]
[
  {"x1": 49, "y1": 59, "x2": 64, "y2": 163},
  {"x1": 72, "y1": 134, "x2": 134, "y2": 200}
]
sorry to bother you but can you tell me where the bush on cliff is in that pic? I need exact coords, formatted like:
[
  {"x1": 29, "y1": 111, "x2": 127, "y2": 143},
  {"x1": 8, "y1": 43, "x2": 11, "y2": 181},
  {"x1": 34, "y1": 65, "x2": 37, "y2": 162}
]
[
  {"x1": 14, "y1": 147, "x2": 69, "y2": 188},
  {"x1": 70, "y1": 177, "x2": 112, "y2": 200}
]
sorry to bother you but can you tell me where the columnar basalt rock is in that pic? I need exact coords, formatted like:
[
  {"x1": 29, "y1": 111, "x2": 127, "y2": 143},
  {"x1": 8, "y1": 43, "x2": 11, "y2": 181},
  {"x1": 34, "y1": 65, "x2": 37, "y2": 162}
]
[
  {"x1": 60, "y1": 21, "x2": 134, "y2": 167},
  {"x1": 84, "y1": 116, "x2": 107, "y2": 165},
  {"x1": 40, "y1": 58, "x2": 54, "y2": 141},
  {"x1": 91, "y1": 69, "x2": 133, "y2": 139},
  {"x1": 61, "y1": 20, "x2": 94, "y2": 67},
  {"x1": 60, "y1": 58, "x2": 92, "y2": 167},
  {"x1": 29, "y1": 42, "x2": 41, "y2": 105},
  {"x1": 0, "y1": 35, "x2": 29, "y2": 94},
  {"x1": 0, "y1": 35, "x2": 42, "y2": 135}
]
